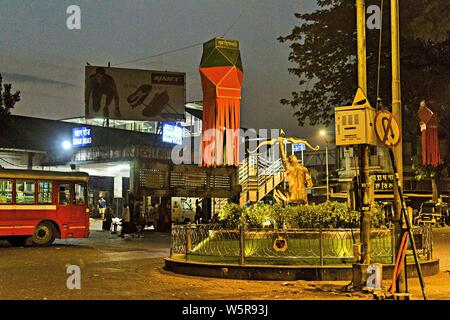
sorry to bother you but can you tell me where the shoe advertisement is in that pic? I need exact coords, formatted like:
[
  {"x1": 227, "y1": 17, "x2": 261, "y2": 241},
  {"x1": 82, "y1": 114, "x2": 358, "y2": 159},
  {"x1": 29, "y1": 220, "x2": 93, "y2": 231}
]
[{"x1": 85, "y1": 66, "x2": 185, "y2": 121}]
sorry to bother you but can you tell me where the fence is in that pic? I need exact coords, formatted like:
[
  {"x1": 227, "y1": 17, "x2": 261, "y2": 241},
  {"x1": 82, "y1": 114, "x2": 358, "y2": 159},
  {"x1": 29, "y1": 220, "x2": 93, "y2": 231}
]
[{"x1": 170, "y1": 224, "x2": 433, "y2": 266}]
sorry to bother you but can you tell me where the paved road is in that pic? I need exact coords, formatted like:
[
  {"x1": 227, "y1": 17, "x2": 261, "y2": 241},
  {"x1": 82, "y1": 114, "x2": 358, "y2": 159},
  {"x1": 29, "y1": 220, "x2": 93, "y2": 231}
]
[{"x1": 0, "y1": 221, "x2": 449, "y2": 300}]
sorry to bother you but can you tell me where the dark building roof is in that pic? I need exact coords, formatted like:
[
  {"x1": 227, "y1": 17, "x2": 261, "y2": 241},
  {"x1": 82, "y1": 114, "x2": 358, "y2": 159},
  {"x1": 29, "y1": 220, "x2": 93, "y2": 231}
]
[{"x1": 0, "y1": 115, "x2": 172, "y2": 152}]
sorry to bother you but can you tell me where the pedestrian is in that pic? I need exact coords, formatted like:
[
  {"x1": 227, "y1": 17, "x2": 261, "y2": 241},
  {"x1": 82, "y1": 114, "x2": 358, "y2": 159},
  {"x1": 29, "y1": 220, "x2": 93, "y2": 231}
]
[
  {"x1": 120, "y1": 203, "x2": 131, "y2": 238},
  {"x1": 103, "y1": 205, "x2": 113, "y2": 231},
  {"x1": 158, "y1": 201, "x2": 170, "y2": 232},
  {"x1": 195, "y1": 200, "x2": 202, "y2": 224},
  {"x1": 135, "y1": 202, "x2": 145, "y2": 238},
  {"x1": 98, "y1": 195, "x2": 107, "y2": 220}
]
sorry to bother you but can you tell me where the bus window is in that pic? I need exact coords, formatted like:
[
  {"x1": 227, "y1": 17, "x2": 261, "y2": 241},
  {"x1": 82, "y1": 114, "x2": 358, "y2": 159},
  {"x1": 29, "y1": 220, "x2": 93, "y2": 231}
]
[
  {"x1": 59, "y1": 183, "x2": 71, "y2": 205},
  {"x1": 75, "y1": 183, "x2": 86, "y2": 205},
  {"x1": 0, "y1": 180, "x2": 13, "y2": 204},
  {"x1": 16, "y1": 180, "x2": 36, "y2": 204},
  {"x1": 38, "y1": 181, "x2": 53, "y2": 204}
]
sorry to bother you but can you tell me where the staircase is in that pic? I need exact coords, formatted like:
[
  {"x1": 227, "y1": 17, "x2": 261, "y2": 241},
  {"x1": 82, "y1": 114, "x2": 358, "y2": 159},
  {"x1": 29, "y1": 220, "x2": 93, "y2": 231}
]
[{"x1": 239, "y1": 155, "x2": 285, "y2": 206}]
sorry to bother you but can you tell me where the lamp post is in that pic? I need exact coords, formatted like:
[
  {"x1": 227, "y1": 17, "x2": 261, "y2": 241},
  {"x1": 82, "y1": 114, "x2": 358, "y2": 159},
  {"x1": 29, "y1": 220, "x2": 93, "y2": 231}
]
[{"x1": 319, "y1": 130, "x2": 329, "y2": 201}]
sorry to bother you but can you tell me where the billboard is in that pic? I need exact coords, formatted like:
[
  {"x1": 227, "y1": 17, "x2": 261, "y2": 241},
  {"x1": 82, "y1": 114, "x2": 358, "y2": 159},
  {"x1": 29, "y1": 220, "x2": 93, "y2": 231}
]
[
  {"x1": 162, "y1": 123, "x2": 183, "y2": 145},
  {"x1": 85, "y1": 66, "x2": 186, "y2": 121}
]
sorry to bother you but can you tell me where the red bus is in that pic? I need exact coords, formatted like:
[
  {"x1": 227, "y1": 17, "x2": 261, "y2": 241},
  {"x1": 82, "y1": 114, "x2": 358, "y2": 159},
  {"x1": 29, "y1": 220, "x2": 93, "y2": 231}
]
[{"x1": 0, "y1": 169, "x2": 90, "y2": 246}]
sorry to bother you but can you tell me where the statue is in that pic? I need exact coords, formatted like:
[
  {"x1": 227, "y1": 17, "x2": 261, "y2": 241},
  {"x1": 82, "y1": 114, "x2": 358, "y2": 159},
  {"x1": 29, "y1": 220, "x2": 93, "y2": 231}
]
[{"x1": 249, "y1": 130, "x2": 319, "y2": 205}]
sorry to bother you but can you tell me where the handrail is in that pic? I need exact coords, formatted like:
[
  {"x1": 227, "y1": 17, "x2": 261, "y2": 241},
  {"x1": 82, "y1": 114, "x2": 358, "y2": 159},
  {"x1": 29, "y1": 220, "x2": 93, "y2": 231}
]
[{"x1": 239, "y1": 155, "x2": 286, "y2": 203}]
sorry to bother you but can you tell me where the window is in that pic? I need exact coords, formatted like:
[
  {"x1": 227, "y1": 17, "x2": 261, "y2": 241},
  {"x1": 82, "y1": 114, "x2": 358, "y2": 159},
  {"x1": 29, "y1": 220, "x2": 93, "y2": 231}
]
[
  {"x1": 0, "y1": 180, "x2": 13, "y2": 204},
  {"x1": 16, "y1": 180, "x2": 36, "y2": 204},
  {"x1": 59, "y1": 183, "x2": 71, "y2": 205},
  {"x1": 38, "y1": 181, "x2": 53, "y2": 204},
  {"x1": 75, "y1": 183, "x2": 86, "y2": 205}
]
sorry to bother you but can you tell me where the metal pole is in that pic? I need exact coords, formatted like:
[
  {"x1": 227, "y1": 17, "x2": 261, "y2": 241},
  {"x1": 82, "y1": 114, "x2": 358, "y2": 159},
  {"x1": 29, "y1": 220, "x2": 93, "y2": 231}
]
[
  {"x1": 319, "y1": 226, "x2": 324, "y2": 266},
  {"x1": 326, "y1": 142, "x2": 329, "y2": 201},
  {"x1": 388, "y1": 148, "x2": 427, "y2": 300},
  {"x1": 356, "y1": 0, "x2": 371, "y2": 266},
  {"x1": 356, "y1": 0, "x2": 367, "y2": 91},
  {"x1": 239, "y1": 226, "x2": 245, "y2": 265},
  {"x1": 391, "y1": 0, "x2": 406, "y2": 293}
]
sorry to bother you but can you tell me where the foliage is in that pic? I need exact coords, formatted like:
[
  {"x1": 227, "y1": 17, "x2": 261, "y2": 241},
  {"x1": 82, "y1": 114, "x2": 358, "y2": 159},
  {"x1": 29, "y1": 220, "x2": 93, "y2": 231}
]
[
  {"x1": 217, "y1": 203, "x2": 243, "y2": 228},
  {"x1": 0, "y1": 74, "x2": 21, "y2": 119},
  {"x1": 278, "y1": 0, "x2": 450, "y2": 165},
  {"x1": 241, "y1": 204, "x2": 276, "y2": 229},
  {"x1": 217, "y1": 201, "x2": 386, "y2": 229}
]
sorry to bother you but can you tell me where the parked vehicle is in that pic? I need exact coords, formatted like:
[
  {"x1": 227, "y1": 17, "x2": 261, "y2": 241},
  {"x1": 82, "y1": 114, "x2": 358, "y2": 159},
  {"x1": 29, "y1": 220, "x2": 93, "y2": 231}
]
[
  {"x1": 0, "y1": 168, "x2": 90, "y2": 246},
  {"x1": 414, "y1": 200, "x2": 449, "y2": 227},
  {"x1": 171, "y1": 199, "x2": 195, "y2": 224}
]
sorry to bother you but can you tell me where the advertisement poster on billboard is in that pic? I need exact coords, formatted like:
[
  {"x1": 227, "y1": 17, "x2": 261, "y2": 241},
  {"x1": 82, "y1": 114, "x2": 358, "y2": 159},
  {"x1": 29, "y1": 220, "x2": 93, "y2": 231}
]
[{"x1": 85, "y1": 66, "x2": 186, "y2": 121}]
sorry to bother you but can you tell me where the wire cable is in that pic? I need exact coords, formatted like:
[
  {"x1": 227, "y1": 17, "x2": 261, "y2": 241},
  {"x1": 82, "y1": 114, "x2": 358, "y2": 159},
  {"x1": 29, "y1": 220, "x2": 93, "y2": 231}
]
[
  {"x1": 223, "y1": 0, "x2": 258, "y2": 37},
  {"x1": 113, "y1": 1, "x2": 258, "y2": 67},
  {"x1": 376, "y1": 0, "x2": 384, "y2": 104},
  {"x1": 112, "y1": 42, "x2": 205, "y2": 67}
]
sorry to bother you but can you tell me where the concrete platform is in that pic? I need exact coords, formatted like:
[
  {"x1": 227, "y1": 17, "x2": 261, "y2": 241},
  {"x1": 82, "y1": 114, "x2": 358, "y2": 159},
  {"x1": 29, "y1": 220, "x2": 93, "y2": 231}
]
[{"x1": 164, "y1": 258, "x2": 440, "y2": 281}]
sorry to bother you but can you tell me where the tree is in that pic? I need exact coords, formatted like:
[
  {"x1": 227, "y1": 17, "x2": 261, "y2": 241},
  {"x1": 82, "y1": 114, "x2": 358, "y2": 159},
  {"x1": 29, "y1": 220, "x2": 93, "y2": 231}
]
[
  {"x1": 0, "y1": 74, "x2": 21, "y2": 120},
  {"x1": 278, "y1": 0, "x2": 450, "y2": 165}
]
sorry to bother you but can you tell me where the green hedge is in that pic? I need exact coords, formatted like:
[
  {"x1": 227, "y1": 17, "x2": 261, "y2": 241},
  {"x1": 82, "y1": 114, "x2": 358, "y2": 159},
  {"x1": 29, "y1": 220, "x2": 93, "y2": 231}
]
[{"x1": 217, "y1": 201, "x2": 386, "y2": 229}]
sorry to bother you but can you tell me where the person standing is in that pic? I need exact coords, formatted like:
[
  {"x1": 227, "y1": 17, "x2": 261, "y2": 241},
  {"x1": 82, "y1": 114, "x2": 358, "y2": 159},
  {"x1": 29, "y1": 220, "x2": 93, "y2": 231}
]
[
  {"x1": 195, "y1": 200, "x2": 202, "y2": 224},
  {"x1": 103, "y1": 205, "x2": 113, "y2": 231},
  {"x1": 135, "y1": 202, "x2": 145, "y2": 238},
  {"x1": 120, "y1": 203, "x2": 131, "y2": 238},
  {"x1": 98, "y1": 196, "x2": 107, "y2": 220}
]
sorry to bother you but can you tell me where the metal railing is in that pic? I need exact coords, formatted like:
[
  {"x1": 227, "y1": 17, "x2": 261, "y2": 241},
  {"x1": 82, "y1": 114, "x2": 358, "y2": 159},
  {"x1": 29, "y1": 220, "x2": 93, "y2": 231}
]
[{"x1": 170, "y1": 224, "x2": 433, "y2": 266}]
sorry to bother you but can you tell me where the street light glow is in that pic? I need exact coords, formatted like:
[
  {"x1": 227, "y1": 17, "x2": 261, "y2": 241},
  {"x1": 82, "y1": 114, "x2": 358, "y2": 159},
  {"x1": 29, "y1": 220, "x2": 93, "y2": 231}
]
[
  {"x1": 62, "y1": 141, "x2": 72, "y2": 150},
  {"x1": 319, "y1": 129, "x2": 327, "y2": 137}
]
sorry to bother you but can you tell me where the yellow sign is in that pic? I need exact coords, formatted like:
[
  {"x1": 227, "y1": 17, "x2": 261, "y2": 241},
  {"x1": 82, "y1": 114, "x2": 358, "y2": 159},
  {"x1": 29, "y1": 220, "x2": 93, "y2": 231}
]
[
  {"x1": 352, "y1": 88, "x2": 369, "y2": 106},
  {"x1": 273, "y1": 236, "x2": 288, "y2": 252},
  {"x1": 374, "y1": 110, "x2": 401, "y2": 147}
]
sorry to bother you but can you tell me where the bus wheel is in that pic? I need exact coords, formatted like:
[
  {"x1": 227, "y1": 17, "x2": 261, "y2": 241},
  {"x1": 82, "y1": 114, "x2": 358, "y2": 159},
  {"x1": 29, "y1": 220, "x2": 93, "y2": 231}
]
[
  {"x1": 32, "y1": 222, "x2": 56, "y2": 246},
  {"x1": 7, "y1": 236, "x2": 28, "y2": 247}
]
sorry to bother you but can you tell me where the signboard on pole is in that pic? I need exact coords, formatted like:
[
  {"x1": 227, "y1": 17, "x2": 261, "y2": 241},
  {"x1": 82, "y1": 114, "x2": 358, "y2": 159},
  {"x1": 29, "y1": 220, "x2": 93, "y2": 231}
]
[
  {"x1": 374, "y1": 110, "x2": 401, "y2": 147},
  {"x1": 85, "y1": 66, "x2": 186, "y2": 121}
]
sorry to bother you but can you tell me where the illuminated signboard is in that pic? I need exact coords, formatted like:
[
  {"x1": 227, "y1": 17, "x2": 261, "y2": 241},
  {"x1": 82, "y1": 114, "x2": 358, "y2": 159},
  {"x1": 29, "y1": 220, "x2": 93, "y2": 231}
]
[
  {"x1": 294, "y1": 143, "x2": 306, "y2": 152},
  {"x1": 72, "y1": 127, "x2": 92, "y2": 147},
  {"x1": 162, "y1": 123, "x2": 183, "y2": 145}
]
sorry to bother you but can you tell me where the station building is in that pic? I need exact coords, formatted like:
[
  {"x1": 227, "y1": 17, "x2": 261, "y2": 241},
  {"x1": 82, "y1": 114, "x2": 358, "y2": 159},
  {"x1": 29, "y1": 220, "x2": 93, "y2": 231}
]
[{"x1": 0, "y1": 103, "x2": 240, "y2": 220}]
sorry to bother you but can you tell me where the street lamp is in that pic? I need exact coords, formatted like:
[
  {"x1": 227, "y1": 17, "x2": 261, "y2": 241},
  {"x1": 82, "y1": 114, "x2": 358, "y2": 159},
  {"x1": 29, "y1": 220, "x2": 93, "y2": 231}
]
[
  {"x1": 62, "y1": 141, "x2": 72, "y2": 150},
  {"x1": 319, "y1": 130, "x2": 330, "y2": 201}
]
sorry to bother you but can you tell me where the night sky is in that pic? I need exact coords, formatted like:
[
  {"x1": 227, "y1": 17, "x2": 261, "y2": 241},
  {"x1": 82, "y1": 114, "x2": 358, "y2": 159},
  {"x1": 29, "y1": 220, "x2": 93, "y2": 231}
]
[{"x1": 0, "y1": 0, "x2": 322, "y2": 139}]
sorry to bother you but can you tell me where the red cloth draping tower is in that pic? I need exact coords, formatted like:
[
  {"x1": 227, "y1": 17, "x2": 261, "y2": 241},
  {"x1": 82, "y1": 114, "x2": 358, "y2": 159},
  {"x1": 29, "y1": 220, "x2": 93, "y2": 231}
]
[
  {"x1": 200, "y1": 37, "x2": 243, "y2": 167},
  {"x1": 418, "y1": 101, "x2": 441, "y2": 167}
]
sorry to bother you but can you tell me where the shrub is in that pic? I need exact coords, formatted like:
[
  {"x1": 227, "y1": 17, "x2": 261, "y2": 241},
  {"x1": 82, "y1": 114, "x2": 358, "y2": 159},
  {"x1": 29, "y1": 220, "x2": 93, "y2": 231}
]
[
  {"x1": 217, "y1": 201, "x2": 386, "y2": 229},
  {"x1": 217, "y1": 203, "x2": 242, "y2": 228},
  {"x1": 241, "y1": 203, "x2": 275, "y2": 228}
]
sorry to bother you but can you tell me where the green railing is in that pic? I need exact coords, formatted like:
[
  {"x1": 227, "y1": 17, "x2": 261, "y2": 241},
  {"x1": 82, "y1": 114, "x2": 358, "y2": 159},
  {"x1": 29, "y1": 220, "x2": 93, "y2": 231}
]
[{"x1": 170, "y1": 224, "x2": 433, "y2": 266}]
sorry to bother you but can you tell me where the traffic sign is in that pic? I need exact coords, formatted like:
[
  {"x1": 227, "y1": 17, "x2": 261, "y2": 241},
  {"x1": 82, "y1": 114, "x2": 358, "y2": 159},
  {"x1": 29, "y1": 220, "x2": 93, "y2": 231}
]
[{"x1": 374, "y1": 110, "x2": 401, "y2": 147}]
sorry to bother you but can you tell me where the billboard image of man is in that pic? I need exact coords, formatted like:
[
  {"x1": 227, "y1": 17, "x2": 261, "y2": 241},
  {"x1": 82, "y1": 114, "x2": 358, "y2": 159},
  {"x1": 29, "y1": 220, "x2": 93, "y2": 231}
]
[{"x1": 85, "y1": 67, "x2": 121, "y2": 119}]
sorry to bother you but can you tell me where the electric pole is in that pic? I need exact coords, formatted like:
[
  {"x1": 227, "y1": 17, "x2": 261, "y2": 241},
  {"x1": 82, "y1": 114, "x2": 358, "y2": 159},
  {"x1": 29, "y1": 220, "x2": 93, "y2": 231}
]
[
  {"x1": 391, "y1": 0, "x2": 406, "y2": 293},
  {"x1": 356, "y1": 0, "x2": 371, "y2": 268}
]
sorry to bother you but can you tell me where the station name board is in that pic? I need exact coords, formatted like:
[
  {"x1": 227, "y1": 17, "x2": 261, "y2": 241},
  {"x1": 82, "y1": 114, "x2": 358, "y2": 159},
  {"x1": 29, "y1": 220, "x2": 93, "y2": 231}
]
[
  {"x1": 162, "y1": 123, "x2": 183, "y2": 145},
  {"x1": 72, "y1": 127, "x2": 92, "y2": 147},
  {"x1": 371, "y1": 172, "x2": 394, "y2": 191}
]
